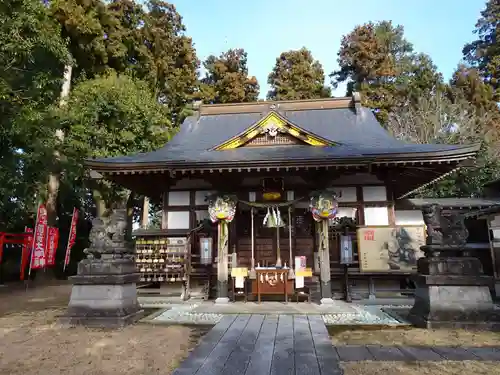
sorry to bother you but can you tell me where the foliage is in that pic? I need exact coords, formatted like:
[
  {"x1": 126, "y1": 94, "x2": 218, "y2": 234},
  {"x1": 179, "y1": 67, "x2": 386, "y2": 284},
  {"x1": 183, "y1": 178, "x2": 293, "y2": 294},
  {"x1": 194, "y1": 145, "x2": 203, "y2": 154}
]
[
  {"x1": 0, "y1": 0, "x2": 70, "y2": 231},
  {"x1": 388, "y1": 89, "x2": 500, "y2": 197},
  {"x1": 331, "y1": 21, "x2": 443, "y2": 124},
  {"x1": 449, "y1": 65, "x2": 498, "y2": 112},
  {"x1": 463, "y1": 0, "x2": 500, "y2": 97},
  {"x1": 267, "y1": 48, "x2": 331, "y2": 100},
  {"x1": 50, "y1": 0, "x2": 199, "y2": 123},
  {"x1": 198, "y1": 48, "x2": 259, "y2": 104},
  {"x1": 50, "y1": 73, "x2": 173, "y2": 211}
]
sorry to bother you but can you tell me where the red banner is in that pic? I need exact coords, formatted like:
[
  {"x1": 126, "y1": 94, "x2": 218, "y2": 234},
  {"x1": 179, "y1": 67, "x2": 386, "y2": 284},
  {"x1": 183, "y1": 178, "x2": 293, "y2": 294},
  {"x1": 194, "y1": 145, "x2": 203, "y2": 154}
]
[
  {"x1": 30, "y1": 204, "x2": 48, "y2": 270},
  {"x1": 64, "y1": 208, "x2": 78, "y2": 267},
  {"x1": 45, "y1": 227, "x2": 59, "y2": 267}
]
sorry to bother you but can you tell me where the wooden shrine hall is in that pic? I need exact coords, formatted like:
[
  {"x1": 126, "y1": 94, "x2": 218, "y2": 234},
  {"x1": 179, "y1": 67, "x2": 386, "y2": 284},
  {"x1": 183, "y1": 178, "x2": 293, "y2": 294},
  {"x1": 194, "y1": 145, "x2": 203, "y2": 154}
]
[{"x1": 86, "y1": 94, "x2": 480, "y2": 303}]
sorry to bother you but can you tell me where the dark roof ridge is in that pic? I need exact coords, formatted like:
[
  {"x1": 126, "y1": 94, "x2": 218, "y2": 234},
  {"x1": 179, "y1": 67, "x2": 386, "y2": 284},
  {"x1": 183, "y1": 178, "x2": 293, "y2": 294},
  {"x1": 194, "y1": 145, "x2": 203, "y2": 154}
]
[{"x1": 198, "y1": 94, "x2": 361, "y2": 116}]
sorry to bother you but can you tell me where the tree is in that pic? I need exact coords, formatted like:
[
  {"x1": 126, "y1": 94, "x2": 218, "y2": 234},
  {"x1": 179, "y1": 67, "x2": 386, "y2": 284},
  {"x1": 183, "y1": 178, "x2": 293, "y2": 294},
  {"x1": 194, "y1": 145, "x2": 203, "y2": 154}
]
[
  {"x1": 134, "y1": 0, "x2": 199, "y2": 122},
  {"x1": 199, "y1": 48, "x2": 259, "y2": 104},
  {"x1": 51, "y1": 74, "x2": 173, "y2": 215},
  {"x1": 51, "y1": 0, "x2": 199, "y2": 122},
  {"x1": 50, "y1": 0, "x2": 110, "y2": 79},
  {"x1": 449, "y1": 65, "x2": 498, "y2": 112},
  {"x1": 267, "y1": 48, "x2": 331, "y2": 100},
  {"x1": 0, "y1": 0, "x2": 70, "y2": 231},
  {"x1": 388, "y1": 91, "x2": 499, "y2": 197},
  {"x1": 463, "y1": 0, "x2": 500, "y2": 96},
  {"x1": 331, "y1": 21, "x2": 442, "y2": 124}
]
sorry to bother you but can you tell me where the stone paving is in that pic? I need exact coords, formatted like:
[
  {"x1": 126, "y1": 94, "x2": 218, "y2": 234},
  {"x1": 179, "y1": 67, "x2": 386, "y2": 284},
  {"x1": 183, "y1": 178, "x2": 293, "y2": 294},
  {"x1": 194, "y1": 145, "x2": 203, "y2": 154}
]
[
  {"x1": 334, "y1": 345, "x2": 500, "y2": 361},
  {"x1": 164, "y1": 308, "x2": 500, "y2": 375},
  {"x1": 172, "y1": 314, "x2": 343, "y2": 375}
]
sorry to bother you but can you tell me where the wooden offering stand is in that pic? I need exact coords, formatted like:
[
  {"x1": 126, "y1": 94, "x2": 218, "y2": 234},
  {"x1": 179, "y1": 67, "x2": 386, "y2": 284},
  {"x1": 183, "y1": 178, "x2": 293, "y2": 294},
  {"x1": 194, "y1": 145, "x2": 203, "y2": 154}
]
[{"x1": 252, "y1": 268, "x2": 294, "y2": 303}]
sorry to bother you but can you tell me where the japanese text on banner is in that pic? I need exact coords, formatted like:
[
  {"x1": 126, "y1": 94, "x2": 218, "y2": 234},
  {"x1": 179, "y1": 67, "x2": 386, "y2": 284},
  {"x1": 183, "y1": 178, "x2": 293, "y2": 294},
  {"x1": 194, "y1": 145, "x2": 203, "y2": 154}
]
[
  {"x1": 45, "y1": 227, "x2": 59, "y2": 267},
  {"x1": 31, "y1": 204, "x2": 48, "y2": 269}
]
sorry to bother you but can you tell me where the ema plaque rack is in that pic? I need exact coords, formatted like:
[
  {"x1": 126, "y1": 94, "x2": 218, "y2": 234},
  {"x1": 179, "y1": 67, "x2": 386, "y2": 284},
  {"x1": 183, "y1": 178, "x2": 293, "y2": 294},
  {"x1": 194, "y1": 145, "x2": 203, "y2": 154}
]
[{"x1": 135, "y1": 236, "x2": 189, "y2": 283}]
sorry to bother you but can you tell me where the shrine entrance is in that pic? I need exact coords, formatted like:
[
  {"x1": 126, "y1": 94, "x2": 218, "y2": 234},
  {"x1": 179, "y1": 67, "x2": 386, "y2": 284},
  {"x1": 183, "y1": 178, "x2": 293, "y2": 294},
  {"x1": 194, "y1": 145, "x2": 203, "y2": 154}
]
[{"x1": 227, "y1": 197, "x2": 316, "y2": 303}]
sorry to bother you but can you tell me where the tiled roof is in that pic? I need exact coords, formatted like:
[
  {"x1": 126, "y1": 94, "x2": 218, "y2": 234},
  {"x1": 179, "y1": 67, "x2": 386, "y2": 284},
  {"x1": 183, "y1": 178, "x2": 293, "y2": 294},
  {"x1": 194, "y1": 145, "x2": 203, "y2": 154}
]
[{"x1": 87, "y1": 96, "x2": 480, "y2": 167}]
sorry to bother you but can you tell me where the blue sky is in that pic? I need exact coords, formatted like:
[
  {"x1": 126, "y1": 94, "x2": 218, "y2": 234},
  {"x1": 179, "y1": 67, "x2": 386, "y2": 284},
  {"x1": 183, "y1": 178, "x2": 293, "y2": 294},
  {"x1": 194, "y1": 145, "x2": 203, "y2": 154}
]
[{"x1": 174, "y1": 0, "x2": 485, "y2": 98}]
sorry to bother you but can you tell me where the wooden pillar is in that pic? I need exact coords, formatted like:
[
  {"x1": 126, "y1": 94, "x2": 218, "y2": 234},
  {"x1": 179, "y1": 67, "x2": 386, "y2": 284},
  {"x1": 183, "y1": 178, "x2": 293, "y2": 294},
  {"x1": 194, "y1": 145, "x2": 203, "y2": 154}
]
[
  {"x1": 215, "y1": 222, "x2": 229, "y2": 303},
  {"x1": 320, "y1": 220, "x2": 333, "y2": 303},
  {"x1": 386, "y1": 184, "x2": 396, "y2": 226},
  {"x1": 141, "y1": 197, "x2": 149, "y2": 229},
  {"x1": 161, "y1": 191, "x2": 168, "y2": 230}
]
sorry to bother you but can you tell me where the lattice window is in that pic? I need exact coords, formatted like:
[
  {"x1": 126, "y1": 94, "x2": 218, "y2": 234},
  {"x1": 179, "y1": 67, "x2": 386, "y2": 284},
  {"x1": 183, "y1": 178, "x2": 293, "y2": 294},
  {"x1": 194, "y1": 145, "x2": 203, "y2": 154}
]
[{"x1": 244, "y1": 132, "x2": 302, "y2": 147}]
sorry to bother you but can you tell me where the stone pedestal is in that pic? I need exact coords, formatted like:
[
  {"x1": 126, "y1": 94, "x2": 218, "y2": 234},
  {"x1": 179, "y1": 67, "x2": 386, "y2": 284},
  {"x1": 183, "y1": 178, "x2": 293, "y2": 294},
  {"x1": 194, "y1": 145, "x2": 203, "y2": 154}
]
[
  {"x1": 61, "y1": 258, "x2": 143, "y2": 328},
  {"x1": 215, "y1": 280, "x2": 229, "y2": 304},
  {"x1": 408, "y1": 247, "x2": 500, "y2": 330}
]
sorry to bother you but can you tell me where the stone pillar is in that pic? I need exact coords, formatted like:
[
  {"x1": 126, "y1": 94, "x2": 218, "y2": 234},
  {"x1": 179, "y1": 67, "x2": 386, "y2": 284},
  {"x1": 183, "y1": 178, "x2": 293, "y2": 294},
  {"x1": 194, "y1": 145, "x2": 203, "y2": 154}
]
[
  {"x1": 319, "y1": 220, "x2": 333, "y2": 304},
  {"x1": 61, "y1": 210, "x2": 143, "y2": 328},
  {"x1": 488, "y1": 215, "x2": 500, "y2": 297},
  {"x1": 408, "y1": 204, "x2": 500, "y2": 330},
  {"x1": 215, "y1": 222, "x2": 229, "y2": 304}
]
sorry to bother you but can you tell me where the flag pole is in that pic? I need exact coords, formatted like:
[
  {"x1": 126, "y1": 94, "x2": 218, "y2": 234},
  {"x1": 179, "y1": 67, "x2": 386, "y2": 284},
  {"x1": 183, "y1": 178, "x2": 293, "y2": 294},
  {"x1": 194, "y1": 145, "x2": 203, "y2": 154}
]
[{"x1": 26, "y1": 209, "x2": 39, "y2": 291}]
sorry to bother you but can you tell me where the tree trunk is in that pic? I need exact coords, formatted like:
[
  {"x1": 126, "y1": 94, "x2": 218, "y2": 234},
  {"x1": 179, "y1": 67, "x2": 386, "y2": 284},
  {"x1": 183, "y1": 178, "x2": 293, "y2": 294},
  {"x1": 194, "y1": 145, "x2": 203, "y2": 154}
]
[
  {"x1": 46, "y1": 65, "x2": 72, "y2": 226},
  {"x1": 43, "y1": 64, "x2": 72, "y2": 281}
]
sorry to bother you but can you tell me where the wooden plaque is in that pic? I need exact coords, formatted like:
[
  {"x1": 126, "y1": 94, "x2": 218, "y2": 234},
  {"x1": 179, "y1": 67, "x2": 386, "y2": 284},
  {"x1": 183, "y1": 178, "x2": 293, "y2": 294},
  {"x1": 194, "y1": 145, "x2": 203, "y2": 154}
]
[{"x1": 357, "y1": 226, "x2": 425, "y2": 272}]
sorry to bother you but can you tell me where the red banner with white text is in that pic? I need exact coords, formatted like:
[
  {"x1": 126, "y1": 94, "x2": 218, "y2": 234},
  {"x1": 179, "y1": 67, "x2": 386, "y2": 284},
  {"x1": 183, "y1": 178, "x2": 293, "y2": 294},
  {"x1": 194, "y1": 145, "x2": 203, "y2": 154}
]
[
  {"x1": 64, "y1": 208, "x2": 78, "y2": 268},
  {"x1": 30, "y1": 204, "x2": 48, "y2": 270},
  {"x1": 45, "y1": 227, "x2": 59, "y2": 267}
]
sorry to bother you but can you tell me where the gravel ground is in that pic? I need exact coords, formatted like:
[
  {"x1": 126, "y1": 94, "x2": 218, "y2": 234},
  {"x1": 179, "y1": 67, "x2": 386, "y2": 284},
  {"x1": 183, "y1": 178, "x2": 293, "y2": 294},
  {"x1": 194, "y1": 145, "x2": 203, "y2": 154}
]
[
  {"x1": 323, "y1": 305, "x2": 406, "y2": 326},
  {"x1": 151, "y1": 304, "x2": 224, "y2": 325},
  {"x1": 0, "y1": 282, "x2": 198, "y2": 375}
]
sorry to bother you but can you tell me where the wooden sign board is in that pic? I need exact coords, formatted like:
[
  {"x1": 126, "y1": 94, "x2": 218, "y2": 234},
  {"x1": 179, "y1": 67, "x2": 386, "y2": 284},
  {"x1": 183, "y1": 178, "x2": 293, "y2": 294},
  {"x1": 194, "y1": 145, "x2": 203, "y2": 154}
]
[
  {"x1": 357, "y1": 226, "x2": 425, "y2": 272},
  {"x1": 296, "y1": 268, "x2": 312, "y2": 277},
  {"x1": 231, "y1": 267, "x2": 248, "y2": 277}
]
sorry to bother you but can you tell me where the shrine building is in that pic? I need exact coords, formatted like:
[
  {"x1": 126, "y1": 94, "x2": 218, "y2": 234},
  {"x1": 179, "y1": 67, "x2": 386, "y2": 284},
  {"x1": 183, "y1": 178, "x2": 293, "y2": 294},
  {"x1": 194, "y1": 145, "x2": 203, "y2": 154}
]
[{"x1": 86, "y1": 94, "x2": 482, "y2": 303}]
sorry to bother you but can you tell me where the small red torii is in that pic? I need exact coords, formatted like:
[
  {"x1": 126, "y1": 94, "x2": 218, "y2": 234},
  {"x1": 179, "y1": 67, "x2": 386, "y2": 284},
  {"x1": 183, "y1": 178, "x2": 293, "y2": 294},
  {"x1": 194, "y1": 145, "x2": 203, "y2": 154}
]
[{"x1": 0, "y1": 231, "x2": 33, "y2": 281}]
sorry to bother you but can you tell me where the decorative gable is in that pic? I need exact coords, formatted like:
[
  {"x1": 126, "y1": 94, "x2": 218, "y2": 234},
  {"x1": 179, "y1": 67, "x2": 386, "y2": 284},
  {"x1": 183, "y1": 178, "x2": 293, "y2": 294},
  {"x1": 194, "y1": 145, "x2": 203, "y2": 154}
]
[{"x1": 213, "y1": 111, "x2": 334, "y2": 150}]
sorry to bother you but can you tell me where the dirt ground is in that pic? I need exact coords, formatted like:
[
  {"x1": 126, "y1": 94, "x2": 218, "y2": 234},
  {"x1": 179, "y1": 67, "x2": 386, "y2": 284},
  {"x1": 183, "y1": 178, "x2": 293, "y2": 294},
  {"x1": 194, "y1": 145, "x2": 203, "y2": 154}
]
[
  {"x1": 0, "y1": 282, "x2": 196, "y2": 375},
  {"x1": 331, "y1": 326, "x2": 500, "y2": 346},
  {"x1": 342, "y1": 361, "x2": 500, "y2": 375}
]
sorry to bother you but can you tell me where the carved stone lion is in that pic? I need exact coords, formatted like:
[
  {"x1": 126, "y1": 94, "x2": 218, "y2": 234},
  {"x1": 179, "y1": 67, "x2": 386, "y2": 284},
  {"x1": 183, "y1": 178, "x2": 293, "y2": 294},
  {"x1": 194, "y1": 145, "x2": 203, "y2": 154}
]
[
  {"x1": 84, "y1": 209, "x2": 132, "y2": 259},
  {"x1": 421, "y1": 204, "x2": 469, "y2": 248}
]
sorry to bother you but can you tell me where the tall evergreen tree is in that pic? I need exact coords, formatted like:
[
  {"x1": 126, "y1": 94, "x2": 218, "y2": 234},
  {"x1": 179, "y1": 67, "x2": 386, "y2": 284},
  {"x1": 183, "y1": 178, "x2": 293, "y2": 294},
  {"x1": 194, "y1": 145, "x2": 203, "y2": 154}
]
[
  {"x1": 463, "y1": 0, "x2": 500, "y2": 97},
  {"x1": 267, "y1": 48, "x2": 331, "y2": 101},
  {"x1": 51, "y1": 0, "x2": 199, "y2": 122},
  {"x1": 198, "y1": 48, "x2": 259, "y2": 104},
  {"x1": 331, "y1": 21, "x2": 442, "y2": 124}
]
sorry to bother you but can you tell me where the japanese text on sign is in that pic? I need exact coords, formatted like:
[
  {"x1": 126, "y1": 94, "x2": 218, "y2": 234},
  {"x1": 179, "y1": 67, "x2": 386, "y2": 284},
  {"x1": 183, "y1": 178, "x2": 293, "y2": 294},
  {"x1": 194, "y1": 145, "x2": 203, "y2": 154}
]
[{"x1": 364, "y1": 230, "x2": 375, "y2": 241}]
